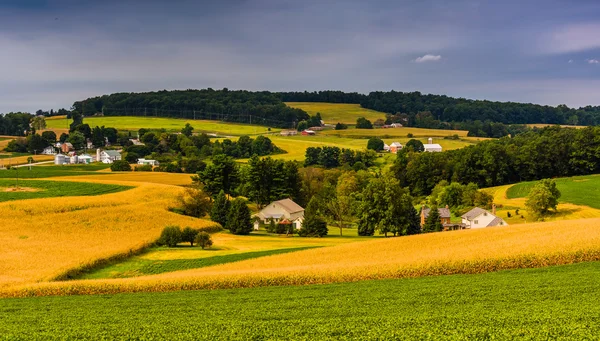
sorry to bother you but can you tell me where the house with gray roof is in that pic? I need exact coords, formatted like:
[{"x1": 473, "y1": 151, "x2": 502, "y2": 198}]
[
  {"x1": 255, "y1": 199, "x2": 304, "y2": 230},
  {"x1": 461, "y1": 205, "x2": 508, "y2": 228},
  {"x1": 97, "y1": 149, "x2": 122, "y2": 164}
]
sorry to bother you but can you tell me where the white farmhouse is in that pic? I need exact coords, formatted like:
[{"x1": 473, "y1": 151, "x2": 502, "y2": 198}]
[
  {"x1": 461, "y1": 206, "x2": 508, "y2": 228},
  {"x1": 42, "y1": 146, "x2": 56, "y2": 155},
  {"x1": 137, "y1": 158, "x2": 160, "y2": 166},
  {"x1": 78, "y1": 154, "x2": 93, "y2": 164},
  {"x1": 255, "y1": 199, "x2": 305, "y2": 230},
  {"x1": 97, "y1": 149, "x2": 122, "y2": 164}
]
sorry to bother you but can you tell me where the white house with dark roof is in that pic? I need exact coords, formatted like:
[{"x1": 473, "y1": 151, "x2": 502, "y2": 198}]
[
  {"x1": 97, "y1": 149, "x2": 122, "y2": 164},
  {"x1": 255, "y1": 199, "x2": 304, "y2": 230},
  {"x1": 461, "y1": 205, "x2": 508, "y2": 228}
]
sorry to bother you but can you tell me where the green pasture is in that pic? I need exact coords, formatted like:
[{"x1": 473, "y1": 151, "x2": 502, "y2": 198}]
[
  {"x1": 45, "y1": 116, "x2": 279, "y2": 136},
  {"x1": 0, "y1": 164, "x2": 111, "y2": 179},
  {"x1": 506, "y1": 174, "x2": 600, "y2": 209},
  {"x1": 2, "y1": 261, "x2": 600, "y2": 339},
  {"x1": 0, "y1": 179, "x2": 131, "y2": 202},
  {"x1": 285, "y1": 102, "x2": 387, "y2": 124},
  {"x1": 79, "y1": 246, "x2": 319, "y2": 279}
]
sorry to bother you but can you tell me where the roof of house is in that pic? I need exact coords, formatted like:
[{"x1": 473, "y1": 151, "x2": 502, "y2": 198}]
[
  {"x1": 422, "y1": 207, "x2": 451, "y2": 219},
  {"x1": 274, "y1": 199, "x2": 304, "y2": 214},
  {"x1": 103, "y1": 150, "x2": 121, "y2": 156},
  {"x1": 488, "y1": 217, "x2": 505, "y2": 226},
  {"x1": 461, "y1": 207, "x2": 489, "y2": 220},
  {"x1": 390, "y1": 142, "x2": 402, "y2": 147},
  {"x1": 63, "y1": 142, "x2": 73, "y2": 147},
  {"x1": 423, "y1": 143, "x2": 443, "y2": 149}
]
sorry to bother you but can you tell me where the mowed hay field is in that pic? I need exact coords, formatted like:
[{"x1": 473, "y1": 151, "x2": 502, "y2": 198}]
[
  {"x1": 45, "y1": 116, "x2": 279, "y2": 136},
  {"x1": 6, "y1": 216, "x2": 600, "y2": 297},
  {"x1": 53, "y1": 171, "x2": 195, "y2": 186},
  {"x1": 0, "y1": 154, "x2": 54, "y2": 166},
  {"x1": 486, "y1": 176, "x2": 600, "y2": 224},
  {"x1": 285, "y1": 102, "x2": 387, "y2": 124},
  {"x1": 0, "y1": 181, "x2": 219, "y2": 290},
  {"x1": 321, "y1": 126, "x2": 470, "y2": 138}
]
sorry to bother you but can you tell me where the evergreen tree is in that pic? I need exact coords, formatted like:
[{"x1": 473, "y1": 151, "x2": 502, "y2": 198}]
[
  {"x1": 226, "y1": 198, "x2": 253, "y2": 235},
  {"x1": 406, "y1": 205, "x2": 422, "y2": 235},
  {"x1": 422, "y1": 206, "x2": 443, "y2": 233},
  {"x1": 210, "y1": 190, "x2": 230, "y2": 227},
  {"x1": 298, "y1": 197, "x2": 328, "y2": 237}
]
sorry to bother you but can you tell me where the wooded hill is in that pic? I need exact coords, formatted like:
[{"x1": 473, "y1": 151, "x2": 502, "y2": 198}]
[{"x1": 73, "y1": 89, "x2": 600, "y2": 132}]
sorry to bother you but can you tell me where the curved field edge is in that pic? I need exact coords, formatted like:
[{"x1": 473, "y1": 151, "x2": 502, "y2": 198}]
[
  {"x1": 3, "y1": 262, "x2": 600, "y2": 340},
  {"x1": 3, "y1": 248, "x2": 600, "y2": 298}
]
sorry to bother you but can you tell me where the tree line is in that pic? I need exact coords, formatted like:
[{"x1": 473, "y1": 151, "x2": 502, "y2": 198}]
[{"x1": 392, "y1": 126, "x2": 600, "y2": 196}]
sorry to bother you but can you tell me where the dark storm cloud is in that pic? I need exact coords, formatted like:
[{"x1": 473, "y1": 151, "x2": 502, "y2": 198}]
[{"x1": 2, "y1": 0, "x2": 600, "y2": 112}]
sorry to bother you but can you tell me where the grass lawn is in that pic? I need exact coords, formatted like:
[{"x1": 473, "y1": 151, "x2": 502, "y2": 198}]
[
  {"x1": 285, "y1": 102, "x2": 387, "y2": 124},
  {"x1": 506, "y1": 174, "x2": 600, "y2": 209},
  {"x1": 45, "y1": 116, "x2": 279, "y2": 136},
  {"x1": 0, "y1": 179, "x2": 132, "y2": 202},
  {"x1": 0, "y1": 164, "x2": 111, "y2": 178},
  {"x1": 2, "y1": 261, "x2": 600, "y2": 339}
]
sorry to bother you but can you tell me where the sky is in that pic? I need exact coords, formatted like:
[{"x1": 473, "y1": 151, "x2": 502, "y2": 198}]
[{"x1": 2, "y1": 0, "x2": 600, "y2": 113}]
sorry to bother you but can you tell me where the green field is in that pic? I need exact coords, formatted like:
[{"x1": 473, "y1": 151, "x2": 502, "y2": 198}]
[
  {"x1": 506, "y1": 174, "x2": 600, "y2": 209},
  {"x1": 2, "y1": 261, "x2": 600, "y2": 339},
  {"x1": 79, "y1": 246, "x2": 319, "y2": 279},
  {"x1": 0, "y1": 164, "x2": 110, "y2": 179},
  {"x1": 45, "y1": 116, "x2": 279, "y2": 136},
  {"x1": 285, "y1": 102, "x2": 387, "y2": 124},
  {"x1": 0, "y1": 179, "x2": 131, "y2": 201}
]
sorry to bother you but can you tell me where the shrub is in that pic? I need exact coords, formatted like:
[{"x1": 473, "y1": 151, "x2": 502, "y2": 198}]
[
  {"x1": 110, "y1": 160, "x2": 132, "y2": 172},
  {"x1": 134, "y1": 164, "x2": 153, "y2": 172},
  {"x1": 158, "y1": 226, "x2": 182, "y2": 247},
  {"x1": 335, "y1": 122, "x2": 348, "y2": 130},
  {"x1": 195, "y1": 231, "x2": 213, "y2": 249},
  {"x1": 355, "y1": 117, "x2": 373, "y2": 129},
  {"x1": 181, "y1": 227, "x2": 199, "y2": 246},
  {"x1": 298, "y1": 197, "x2": 328, "y2": 237}
]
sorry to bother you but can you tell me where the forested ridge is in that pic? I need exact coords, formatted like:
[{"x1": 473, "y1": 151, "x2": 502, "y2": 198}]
[{"x1": 71, "y1": 89, "x2": 600, "y2": 133}]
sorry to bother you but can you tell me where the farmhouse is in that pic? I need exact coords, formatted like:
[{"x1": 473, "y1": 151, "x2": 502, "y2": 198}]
[
  {"x1": 389, "y1": 142, "x2": 403, "y2": 153},
  {"x1": 383, "y1": 143, "x2": 390, "y2": 152},
  {"x1": 137, "y1": 158, "x2": 160, "y2": 166},
  {"x1": 301, "y1": 130, "x2": 316, "y2": 136},
  {"x1": 255, "y1": 199, "x2": 304, "y2": 230},
  {"x1": 391, "y1": 123, "x2": 403, "y2": 128},
  {"x1": 78, "y1": 154, "x2": 93, "y2": 164},
  {"x1": 42, "y1": 146, "x2": 56, "y2": 155},
  {"x1": 420, "y1": 205, "x2": 451, "y2": 226},
  {"x1": 97, "y1": 149, "x2": 122, "y2": 164},
  {"x1": 461, "y1": 206, "x2": 508, "y2": 228}
]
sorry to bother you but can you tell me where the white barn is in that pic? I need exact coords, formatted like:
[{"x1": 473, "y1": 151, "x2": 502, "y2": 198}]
[
  {"x1": 255, "y1": 199, "x2": 305, "y2": 230},
  {"x1": 137, "y1": 158, "x2": 160, "y2": 166},
  {"x1": 97, "y1": 149, "x2": 122, "y2": 164},
  {"x1": 461, "y1": 206, "x2": 508, "y2": 228},
  {"x1": 424, "y1": 143, "x2": 443, "y2": 152}
]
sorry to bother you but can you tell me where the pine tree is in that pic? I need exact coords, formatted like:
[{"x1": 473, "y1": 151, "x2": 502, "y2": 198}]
[
  {"x1": 406, "y1": 205, "x2": 422, "y2": 235},
  {"x1": 210, "y1": 190, "x2": 230, "y2": 227},
  {"x1": 225, "y1": 198, "x2": 253, "y2": 235},
  {"x1": 423, "y1": 206, "x2": 443, "y2": 233},
  {"x1": 298, "y1": 197, "x2": 328, "y2": 237}
]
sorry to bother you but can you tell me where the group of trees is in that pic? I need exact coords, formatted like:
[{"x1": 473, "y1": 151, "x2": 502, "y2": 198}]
[
  {"x1": 0, "y1": 112, "x2": 33, "y2": 136},
  {"x1": 304, "y1": 147, "x2": 376, "y2": 170},
  {"x1": 73, "y1": 88, "x2": 309, "y2": 128},
  {"x1": 392, "y1": 126, "x2": 600, "y2": 197},
  {"x1": 427, "y1": 181, "x2": 493, "y2": 216},
  {"x1": 123, "y1": 128, "x2": 283, "y2": 174},
  {"x1": 296, "y1": 113, "x2": 323, "y2": 131},
  {"x1": 157, "y1": 225, "x2": 213, "y2": 249},
  {"x1": 210, "y1": 191, "x2": 253, "y2": 235}
]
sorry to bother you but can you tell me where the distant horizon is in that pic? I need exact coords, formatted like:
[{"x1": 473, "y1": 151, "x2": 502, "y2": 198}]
[{"x1": 2, "y1": 1, "x2": 600, "y2": 113}]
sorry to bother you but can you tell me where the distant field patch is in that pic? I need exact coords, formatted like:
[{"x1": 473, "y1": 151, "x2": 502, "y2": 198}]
[
  {"x1": 321, "y1": 127, "x2": 469, "y2": 138},
  {"x1": 506, "y1": 175, "x2": 600, "y2": 209},
  {"x1": 0, "y1": 155, "x2": 54, "y2": 166},
  {"x1": 0, "y1": 179, "x2": 131, "y2": 202},
  {"x1": 0, "y1": 164, "x2": 110, "y2": 179},
  {"x1": 285, "y1": 102, "x2": 386, "y2": 124},
  {"x1": 53, "y1": 172, "x2": 195, "y2": 186},
  {"x1": 45, "y1": 116, "x2": 279, "y2": 136}
]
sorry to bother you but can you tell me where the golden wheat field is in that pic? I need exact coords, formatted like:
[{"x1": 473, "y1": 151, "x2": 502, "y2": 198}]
[
  {"x1": 0, "y1": 154, "x2": 54, "y2": 166},
  {"x1": 5, "y1": 216, "x2": 600, "y2": 297},
  {"x1": 53, "y1": 172, "x2": 195, "y2": 186},
  {"x1": 0, "y1": 182, "x2": 218, "y2": 290}
]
